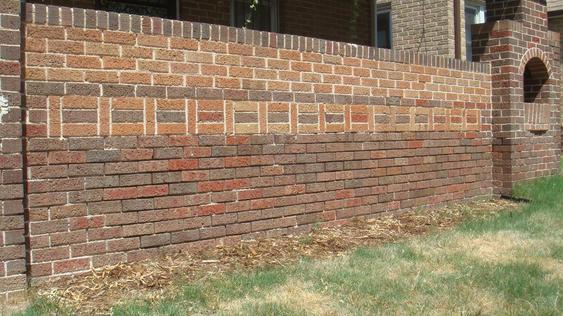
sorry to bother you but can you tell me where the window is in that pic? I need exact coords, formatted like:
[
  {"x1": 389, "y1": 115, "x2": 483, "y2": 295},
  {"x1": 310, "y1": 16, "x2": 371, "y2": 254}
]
[
  {"x1": 465, "y1": 2, "x2": 485, "y2": 60},
  {"x1": 231, "y1": 0, "x2": 279, "y2": 32},
  {"x1": 96, "y1": 0, "x2": 178, "y2": 19},
  {"x1": 373, "y1": 3, "x2": 391, "y2": 49}
]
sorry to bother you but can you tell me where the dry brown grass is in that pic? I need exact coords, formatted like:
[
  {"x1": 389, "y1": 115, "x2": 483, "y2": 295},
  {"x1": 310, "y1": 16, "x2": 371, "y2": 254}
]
[
  {"x1": 32, "y1": 198, "x2": 517, "y2": 314},
  {"x1": 219, "y1": 280, "x2": 349, "y2": 316}
]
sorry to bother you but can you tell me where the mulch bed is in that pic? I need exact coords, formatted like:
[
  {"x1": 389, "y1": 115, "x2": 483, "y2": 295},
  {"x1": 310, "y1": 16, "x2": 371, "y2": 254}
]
[{"x1": 34, "y1": 198, "x2": 519, "y2": 314}]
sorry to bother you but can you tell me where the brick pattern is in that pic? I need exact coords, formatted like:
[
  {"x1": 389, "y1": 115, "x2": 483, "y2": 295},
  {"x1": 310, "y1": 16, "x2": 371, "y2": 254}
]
[
  {"x1": 29, "y1": 0, "x2": 474, "y2": 58},
  {"x1": 31, "y1": 97, "x2": 485, "y2": 138},
  {"x1": 23, "y1": 4, "x2": 490, "y2": 139},
  {"x1": 17, "y1": 3, "x2": 497, "y2": 282},
  {"x1": 392, "y1": 0, "x2": 455, "y2": 57},
  {"x1": 486, "y1": 0, "x2": 549, "y2": 31},
  {"x1": 0, "y1": 0, "x2": 27, "y2": 302},
  {"x1": 25, "y1": 133, "x2": 493, "y2": 280},
  {"x1": 524, "y1": 102, "x2": 551, "y2": 131},
  {"x1": 473, "y1": 0, "x2": 561, "y2": 195},
  {"x1": 0, "y1": 0, "x2": 554, "y2": 290}
]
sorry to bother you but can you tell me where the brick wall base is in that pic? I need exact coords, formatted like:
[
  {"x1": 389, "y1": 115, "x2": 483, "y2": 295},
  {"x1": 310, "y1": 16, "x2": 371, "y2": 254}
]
[{"x1": 26, "y1": 132, "x2": 492, "y2": 280}]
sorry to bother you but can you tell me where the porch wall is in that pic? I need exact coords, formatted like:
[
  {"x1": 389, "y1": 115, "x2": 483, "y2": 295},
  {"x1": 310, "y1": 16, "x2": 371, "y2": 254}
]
[
  {"x1": 30, "y1": 0, "x2": 374, "y2": 45},
  {"x1": 29, "y1": 0, "x2": 462, "y2": 55},
  {"x1": 19, "y1": 3, "x2": 494, "y2": 282}
]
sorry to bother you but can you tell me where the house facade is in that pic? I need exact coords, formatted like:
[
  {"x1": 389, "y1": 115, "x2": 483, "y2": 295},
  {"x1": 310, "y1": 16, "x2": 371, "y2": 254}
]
[{"x1": 0, "y1": 0, "x2": 560, "y2": 301}]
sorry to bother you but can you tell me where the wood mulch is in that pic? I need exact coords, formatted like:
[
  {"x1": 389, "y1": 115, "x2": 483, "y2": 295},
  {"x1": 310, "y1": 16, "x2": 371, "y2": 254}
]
[{"x1": 34, "y1": 198, "x2": 519, "y2": 314}]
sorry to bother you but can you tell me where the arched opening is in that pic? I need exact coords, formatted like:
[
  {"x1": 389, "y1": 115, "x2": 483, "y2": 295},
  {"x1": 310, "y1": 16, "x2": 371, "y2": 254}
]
[{"x1": 523, "y1": 57, "x2": 549, "y2": 103}]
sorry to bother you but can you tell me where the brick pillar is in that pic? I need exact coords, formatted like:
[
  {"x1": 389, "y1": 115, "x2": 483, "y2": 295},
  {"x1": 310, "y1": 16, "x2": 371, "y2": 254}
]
[
  {"x1": 486, "y1": 0, "x2": 548, "y2": 30},
  {"x1": 0, "y1": 0, "x2": 27, "y2": 301},
  {"x1": 474, "y1": 0, "x2": 561, "y2": 195},
  {"x1": 391, "y1": 0, "x2": 459, "y2": 57}
]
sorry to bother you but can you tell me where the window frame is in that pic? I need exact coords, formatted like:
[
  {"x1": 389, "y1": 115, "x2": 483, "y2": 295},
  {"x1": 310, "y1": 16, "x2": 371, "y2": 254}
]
[
  {"x1": 464, "y1": 1, "x2": 485, "y2": 60},
  {"x1": 465, "y1": 2, "x2": 485, "y2": 24},
  {"x1": 372, "y1": 1, "x2": 392, "y2": 49},
  {"x1": 230, "y1": 0, "x2": 279, "y2": 33}
]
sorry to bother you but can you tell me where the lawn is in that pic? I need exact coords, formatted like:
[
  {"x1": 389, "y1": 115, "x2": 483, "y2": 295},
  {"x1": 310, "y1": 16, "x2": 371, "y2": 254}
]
[{"x1": 17, "y1": 165, "x2": 563, "y2": 316}]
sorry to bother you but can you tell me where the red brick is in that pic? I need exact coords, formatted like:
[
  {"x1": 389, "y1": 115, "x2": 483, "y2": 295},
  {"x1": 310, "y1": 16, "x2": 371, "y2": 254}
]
[
  {"x1": 14, "y1": 1, "x2": 556, "y2": 286},
  {"x1": 198, "y1": 181, "x2": 224, "y2": 192},
  {"x1": 69, "y1": 216, "x2": 104, "y2": 230},
  {"x1": 53, "y1": 258, "x2": 90, "y2": 274},
  {"x1": 224, "y1": 157, "x2": 250, "y2": 167},
  {"x1": 71, "y1": 242, "x2": 106, "y2": 257},
  {"x1": 197, "y1": 204, "x2": 226, "y2": 216},
  {"x1": 32, "y1": 246, "x2": 69, "y2": 263},
  {"x1": 103, "y1": 187, "x2": 138, "y2": 200},
  {"x1": 168, "y1": 159, "x2": 198, "y2": 171},
  {"x1": 138, "y1": 185, "x2": 169, "y2": 198}
]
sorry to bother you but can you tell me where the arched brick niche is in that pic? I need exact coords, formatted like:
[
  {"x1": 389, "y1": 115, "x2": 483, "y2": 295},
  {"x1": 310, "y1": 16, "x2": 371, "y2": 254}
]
[
  {"x1": 519, "y1": 49, "x2": 553, "y2": 132},
  {"x1": 523, "y1": 57, "x2": 549, "y2": 103}
]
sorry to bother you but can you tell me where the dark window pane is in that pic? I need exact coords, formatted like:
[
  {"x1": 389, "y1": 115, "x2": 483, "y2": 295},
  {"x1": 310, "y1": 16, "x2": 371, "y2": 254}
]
[
  {"x1": 98, "y1": 0, "x2": 175, "y2": 18},
  {"x1": 234, "y1": 1, "x2": 248, "y2": 27},
  {"x1": 465, "y1": 7, "x2": 477, "y2": 60},
  {"x1": 233, "y1": 0, "x2": 273, "y2": 32},
  {"x1": 377, "y1": 11, "x2": 391, "y2": 49}
]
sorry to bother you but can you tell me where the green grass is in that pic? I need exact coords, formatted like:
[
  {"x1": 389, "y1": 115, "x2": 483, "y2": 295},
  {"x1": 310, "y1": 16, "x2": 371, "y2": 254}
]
[{"x1": 15, "y1": 164, "x2": 563, "y2": 316}]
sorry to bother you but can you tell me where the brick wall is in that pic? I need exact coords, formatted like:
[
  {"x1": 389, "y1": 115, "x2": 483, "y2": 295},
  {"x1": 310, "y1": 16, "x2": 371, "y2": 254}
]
[
  {"x1": 0, "y1": 0, "x2": 557, "y2": 296},
  {"x1": 28, "y1": 0, "x2": 467, "y2": 56},
  {"x1": 0, "y1": 0, "x2": 27, "y2": 302},
  {"x1": 548, "y1": 14, "x2": 563, "y2": 150},
  {"x1": 20, "y1": 3, "x2": 494, "y2": 281}
]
